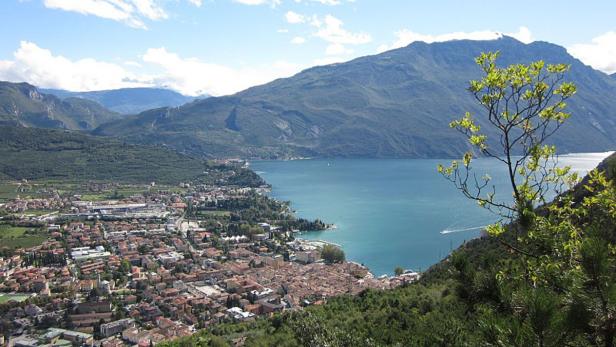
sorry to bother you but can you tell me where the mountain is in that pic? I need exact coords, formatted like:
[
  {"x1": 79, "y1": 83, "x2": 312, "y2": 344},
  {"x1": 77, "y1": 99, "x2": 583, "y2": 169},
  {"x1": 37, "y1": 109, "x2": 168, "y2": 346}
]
[
  {"x1": 42, "y1": 87, "x2": 202, "y2": 114},
  {"x1": 95, "y1": 37, "x2": 616, "y2": 159},
  {"x1": 0, "y1": 82, "x2": 119, "y2": 130},
  {"x1": 0, "y1": 125, "x2": 252, "y2": 184}
]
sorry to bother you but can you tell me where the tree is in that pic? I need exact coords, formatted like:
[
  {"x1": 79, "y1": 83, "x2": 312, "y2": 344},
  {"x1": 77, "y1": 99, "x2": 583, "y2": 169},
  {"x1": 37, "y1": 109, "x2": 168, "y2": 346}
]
[
  {"x1": 321, "y1": 244, "x2": 345, "y2": 264},
  {"x1": 439, "y1": 51, "x2": 578, "y2": 227},
  {"x1": 440, "y1": 52, "x2": 616, "y2": 346},
  {"x1": 394, "y1": 266, "x2": 404, "y2": 276}
]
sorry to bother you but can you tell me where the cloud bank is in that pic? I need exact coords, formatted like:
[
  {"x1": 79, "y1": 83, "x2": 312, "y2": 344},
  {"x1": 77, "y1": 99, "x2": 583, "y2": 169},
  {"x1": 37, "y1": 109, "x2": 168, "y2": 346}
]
[
  {"x1": 568, "y1": 31, "x2": 616, "y2": 74},
  {"x1": 0, "y1": 41, "x2": 303, "y2": 96},
  {"x1": 377, "y1": 27, "x2": 534, "y2": 53}
]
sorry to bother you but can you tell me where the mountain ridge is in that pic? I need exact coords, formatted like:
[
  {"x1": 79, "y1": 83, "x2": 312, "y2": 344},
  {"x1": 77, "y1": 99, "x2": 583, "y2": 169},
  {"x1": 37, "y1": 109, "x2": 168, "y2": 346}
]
[
  {"x1": 93, "y1": 37, "x2": 616, "y2": 159},
  {"x1": 41, "y1": 87, "x2": 203, "y2": 115},
  {"x1": 0, "y1": 81, "x2": 120, "y2": 130}
]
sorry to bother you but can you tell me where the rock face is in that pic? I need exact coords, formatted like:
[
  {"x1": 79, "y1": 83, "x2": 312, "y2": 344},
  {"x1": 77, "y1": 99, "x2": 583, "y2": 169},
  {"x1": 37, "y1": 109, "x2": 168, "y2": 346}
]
[
  {"x1": 0, "y1": 81, "x2": 119, "y2": 130},
  {"x1": 95, "y1": 37, "x2": 616, "y2": 159}
]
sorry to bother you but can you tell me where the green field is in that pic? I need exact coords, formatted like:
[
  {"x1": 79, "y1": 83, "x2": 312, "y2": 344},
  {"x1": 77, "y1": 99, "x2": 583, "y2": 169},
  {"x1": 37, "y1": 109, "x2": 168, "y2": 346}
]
[
  {"x1": 0, "y1": 224, "x2": 47, "y2": 249},
  {"x1": 22, "y1": 209, "x2": 58, "y2": 216},
  {"x1": 0, "y1": 183, "x2": 18, "y2": 202},
  {"x1": 0, "y1": 293, "x2": 31, "y2": 303},
  {"x1": 196, "y1": 210, "x2": 231, "y2": 217}
]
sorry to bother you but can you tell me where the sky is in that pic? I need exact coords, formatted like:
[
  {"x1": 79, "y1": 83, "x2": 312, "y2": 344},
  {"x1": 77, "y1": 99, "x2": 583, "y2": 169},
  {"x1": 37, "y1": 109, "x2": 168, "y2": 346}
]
[{"x1": 1, "y1": 0, "x2": 615, "y2": 96}]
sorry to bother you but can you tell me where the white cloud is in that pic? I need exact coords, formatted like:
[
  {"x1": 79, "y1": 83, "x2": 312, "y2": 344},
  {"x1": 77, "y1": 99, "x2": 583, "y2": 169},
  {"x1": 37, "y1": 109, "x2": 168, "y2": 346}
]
[
  {"x1": 285, "y1": 10, "x2": 305, "y2": 24},
  {"x1": 42, "y1": 0, "x2": 199, "y2": 28},
  {"x1": 142, "y1": 47, "x2": 302, "y2": 96},
  {"x1": 131, "y1": 0, "x2": 167, "y2": 20},
  {"x1": 313, "y1": 15, "x2": 371, "y2": 45},
  {"x1": 0, "y1": 41, "x2": 305, "y2": 96},
  {"x1": 0, "y1": 41, "x2": 150, "y2": 91},
  {"x1": 510, "y1": 27, "x2": 533, "y2": 44},
  {"x1": 310, "y1": 14, "x2": 370, "y2": 57},
  {"x1": 291, "y1": 36, "x2": 306, "y2": 44},
  {"x1": 232, "y1": 0, "x2": 281, "y2": 7},
  {"x1": 43, "y1": 0, "x2": 148, "y2": 28},
  {"x1": 568, "y1": 31, "x2": 616, "y2": 74},
  {"x1": 294, "y1": 0, "x2": 354, "y2": 4},
  {"x1": 311, "y1": 0, "x2": 340, "y2": 4},
  {"x1": 377, "y1": 26, "x2": 534, "y2": 53},
  {"x1": 325, "y1": 43, "x2": 351, "y2": 55}
]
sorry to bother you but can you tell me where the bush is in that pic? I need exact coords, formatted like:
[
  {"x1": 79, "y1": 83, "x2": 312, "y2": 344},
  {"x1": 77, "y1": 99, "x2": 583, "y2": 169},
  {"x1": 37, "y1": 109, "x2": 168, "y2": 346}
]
[{"x1": 321, "y1": 244, "x2": 345, "y2": 264}]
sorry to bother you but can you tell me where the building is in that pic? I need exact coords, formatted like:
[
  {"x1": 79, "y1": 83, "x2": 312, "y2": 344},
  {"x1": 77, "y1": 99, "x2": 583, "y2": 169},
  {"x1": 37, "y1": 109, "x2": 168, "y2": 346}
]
[
  {"x1": 71, "y1": 246, "x2": 111, "y2": 262},
  {"x1": 295, "y1": 250, "x2": 319, "y2": 264},
  {"x1": 226, "y1": 307, "x2": 255, "y2": 321},
  {"x1": 100, "y1": 319, "x2": 135, "y2": 337}
]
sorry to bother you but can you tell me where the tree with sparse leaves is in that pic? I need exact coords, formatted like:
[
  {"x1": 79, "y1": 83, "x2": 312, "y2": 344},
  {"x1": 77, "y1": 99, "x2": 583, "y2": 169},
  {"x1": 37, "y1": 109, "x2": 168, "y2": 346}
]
[
  {"x1": 439, "y1": 51, "x2": 578, "y2": 226},
  {"x1": 441, "y1": 52, "x2": 616, "y2": 347}
]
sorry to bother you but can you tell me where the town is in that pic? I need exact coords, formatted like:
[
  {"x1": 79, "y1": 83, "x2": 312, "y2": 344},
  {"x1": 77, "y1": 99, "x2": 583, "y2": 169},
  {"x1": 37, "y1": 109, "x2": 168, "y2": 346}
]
[{"x1": 0, "y1": 167, "x2": 419, "y2": 347}]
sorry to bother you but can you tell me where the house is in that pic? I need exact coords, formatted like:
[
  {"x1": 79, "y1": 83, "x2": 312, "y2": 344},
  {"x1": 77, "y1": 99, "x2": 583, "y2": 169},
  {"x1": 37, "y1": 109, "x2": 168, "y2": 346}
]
[
  {"x1": 100, "y1": 318, "x2": 135, "y2": 337},
  {"x1": 296, "y1": 250, "x2": 319, "y2": 264}
]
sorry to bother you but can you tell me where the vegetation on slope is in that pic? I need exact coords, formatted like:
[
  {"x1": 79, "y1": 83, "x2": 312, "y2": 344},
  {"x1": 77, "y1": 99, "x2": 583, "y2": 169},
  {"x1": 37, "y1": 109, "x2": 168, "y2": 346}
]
[
  {"x1": 0, "y1": 81, "x2": 119, "y2": 130},
  {"x1": 0, "y1": 125, "x2": 264, "y2": 185},
  {"x1": 95, "y1": 37, "x2": 616, "y2": 159}
]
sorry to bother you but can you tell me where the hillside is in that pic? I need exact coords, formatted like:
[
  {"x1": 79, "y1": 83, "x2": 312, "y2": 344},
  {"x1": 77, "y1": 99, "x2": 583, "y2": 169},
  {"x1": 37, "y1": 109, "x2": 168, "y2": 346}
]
[
  {"x1": 95, "y1": 37, "x2": 616, "y2": 159},
  {"x1": 161, "y1": 153, "x2": 616, "y2": 346},
  {"x1": 0, "y1": 125, "x2": 257, "y2": 185},
  {"x1": 0, "y1": 82, "x2": 119, "y2": 130},
  {"x1": 42, "y1": 87, "x2": 202, "y2": 114}
]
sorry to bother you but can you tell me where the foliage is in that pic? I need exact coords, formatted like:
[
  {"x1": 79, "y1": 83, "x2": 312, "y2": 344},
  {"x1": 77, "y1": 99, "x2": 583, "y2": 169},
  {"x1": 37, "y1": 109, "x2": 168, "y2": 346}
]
[
  {"x1": 0, "y1": 223, "x2": 47, "y2": 250},
  {"x1": 0, "y1": 81, "x2": 119, "y2": 130},
  {"x1": 0, "y1": 126, "x2": 264, "y2": 186},
  {"x1": 439, "y1": 51, "x2": 578, "y2": 221},
  {"x1": 438, "y1": 52, "x2": 616, "y2": 346},
  {"x1": 321, "y1": 244, "x2": 345, "y2": 264}
]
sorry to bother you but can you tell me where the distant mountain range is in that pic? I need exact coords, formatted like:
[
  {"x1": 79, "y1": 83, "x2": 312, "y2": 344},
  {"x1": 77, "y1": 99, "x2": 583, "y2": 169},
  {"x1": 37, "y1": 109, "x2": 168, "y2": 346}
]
[
  {"x1": 41, "y1": 87, "x2": 204, "y2": 115},
  {"x1": 0, "y1": 82, "x2": 119, "y2": 130},
  {"x1": 2, "y1": 37, "x2": 616, "y2": 159},
  {"x1": 93, "y1": 37, "x2": 616, "y2": 159}
]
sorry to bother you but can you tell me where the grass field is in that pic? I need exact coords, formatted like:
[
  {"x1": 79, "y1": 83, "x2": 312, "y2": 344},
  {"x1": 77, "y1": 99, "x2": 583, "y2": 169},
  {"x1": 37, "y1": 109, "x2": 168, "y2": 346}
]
[
  {"x1": 0, "y1": 294, "x2": 31, "y2": 303},
  {"x1": 0, "y1": 224, "x2": 47, "y2": 249},
  {"x1": 196, "y1": 210, "x2": 231, "y2": 217},
  {"x1": 0, "y1": 224, "x2": 28, "y2": 237},
  {"x1": 22, "y1": 209, "x2": 59, "y2": 216},
  {"x1": 0, "y1": 183, "x2": 18, "y2": 202}
]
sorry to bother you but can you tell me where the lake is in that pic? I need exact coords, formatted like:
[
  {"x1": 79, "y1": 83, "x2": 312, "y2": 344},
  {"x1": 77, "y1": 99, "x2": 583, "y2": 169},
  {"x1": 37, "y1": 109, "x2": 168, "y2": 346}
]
[{"x1": 251, "y1": 152, "x2": 612, "y2": 276}]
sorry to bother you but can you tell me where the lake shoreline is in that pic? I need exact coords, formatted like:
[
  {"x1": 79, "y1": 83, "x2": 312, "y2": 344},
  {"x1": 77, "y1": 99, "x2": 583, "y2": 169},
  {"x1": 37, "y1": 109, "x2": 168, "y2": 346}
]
[{"x1": 252, "y1": 152, "x2": 613, "y2": 276}]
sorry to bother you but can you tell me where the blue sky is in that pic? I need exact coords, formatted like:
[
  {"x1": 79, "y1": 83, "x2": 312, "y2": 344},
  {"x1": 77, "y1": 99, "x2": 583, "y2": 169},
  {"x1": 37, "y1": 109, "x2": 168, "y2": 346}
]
[{"x1": 1, "y1": 0, "x2": 615, "y2": 96}]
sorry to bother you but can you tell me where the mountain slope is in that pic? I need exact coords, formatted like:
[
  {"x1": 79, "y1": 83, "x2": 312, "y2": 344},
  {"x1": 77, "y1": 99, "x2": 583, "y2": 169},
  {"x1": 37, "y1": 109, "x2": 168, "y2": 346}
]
[
  {"x1": 95, "y1": 37, "x2": 616, "y2": 159},
  {"x1": 0, "y1": 82, "x2": 119, "y2": 130},
  {"x1": 42, "y1": 87, "x2": 201, "y2": 114},
  {"x1": 0, "y1": 125, "x2": 211, "y2": 183}
]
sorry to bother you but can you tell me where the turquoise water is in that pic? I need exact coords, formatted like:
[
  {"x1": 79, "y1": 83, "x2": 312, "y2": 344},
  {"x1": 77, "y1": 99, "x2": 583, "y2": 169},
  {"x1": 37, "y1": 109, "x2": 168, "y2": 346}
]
[{"x1": 251, "y1": 153, "x2": 611, "y2": 276}]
